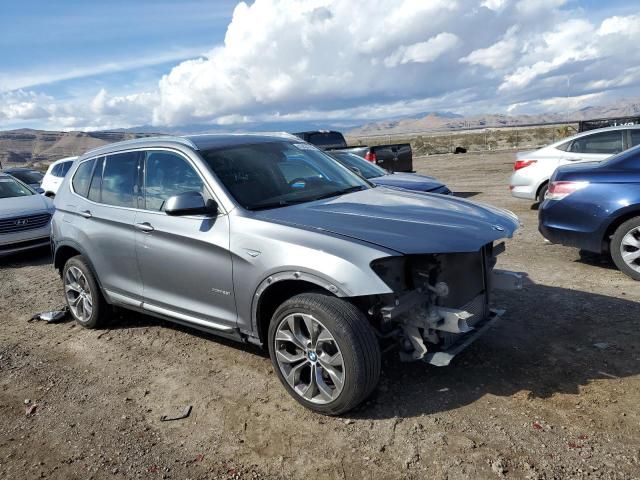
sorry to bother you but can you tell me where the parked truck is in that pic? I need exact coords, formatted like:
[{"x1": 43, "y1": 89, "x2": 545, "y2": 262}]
[{"x1": 293, "y1": 130, "x2": 413, "y2": 172}]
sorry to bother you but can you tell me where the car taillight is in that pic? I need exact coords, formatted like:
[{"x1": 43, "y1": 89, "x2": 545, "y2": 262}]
[
  {"x1": 546, "y1": 181, "x2": 589, "y2": 200},
  {"x1": 365, "y1": 151, "x2": 377, "y2": 163},
  {"x1": 514, "y1": 160, "x2": 537, "y2": 171}
]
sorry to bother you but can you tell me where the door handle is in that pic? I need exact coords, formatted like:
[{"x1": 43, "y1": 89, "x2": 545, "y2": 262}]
[
  {"x1": 135, "y1": 222, "x2": 154, "y2": 233},
  {"x1": 79, "y1": 210, "x2": 92, "y2": 218}
]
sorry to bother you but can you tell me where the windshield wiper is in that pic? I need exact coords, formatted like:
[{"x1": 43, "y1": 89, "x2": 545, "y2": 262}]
[
  {"x1": 247, "y1": 186, "x2": 367, "y2": 210},
  {"x1": 312, "y1": 185, "x2": 367, "y2": 201},
  {"x1": 246, "y1": 198, "x2": 310, "y2": 211}
]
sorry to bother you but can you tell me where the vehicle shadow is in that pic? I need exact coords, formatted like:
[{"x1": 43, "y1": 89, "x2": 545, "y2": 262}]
[
  {"x1": 85, "y1": 282, "x2": 640, "y2": 419},
  {"x1": 351, "y1": 283, "x2": 640, "y2": 420},
  {"x1": 106, "y1": 308, "x2": 269, "y2": 358},
  {"x1": 0, "y1": 247, "x2": 52, "y2": 268},
  {"x1": 574, "y1": 249, "x2": 617, "y2": 271}
]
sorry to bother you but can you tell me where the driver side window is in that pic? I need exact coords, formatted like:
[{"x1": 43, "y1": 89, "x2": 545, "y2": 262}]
[{"x1": 143, "y1": 151, "x2": 206, "y2": 211}]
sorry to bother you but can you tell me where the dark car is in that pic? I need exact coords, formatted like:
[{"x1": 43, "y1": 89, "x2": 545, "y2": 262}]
[
  {"x1": 2, "y1": 168, "x2": 44, "y2": 189},
  {"x1": 539, "y1": 145, "x2": 640, "y2": 279},
  {"x1": 292, "y1": 130, "x2": 413, "y2": 172},
  {"x1": 329, "y1": 151, "x2": 451, "y2": 195}
]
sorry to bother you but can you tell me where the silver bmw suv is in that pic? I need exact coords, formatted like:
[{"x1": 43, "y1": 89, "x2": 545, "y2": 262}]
[{"x1": 52, "y1": 134, "x2": 521, "y2": 415}]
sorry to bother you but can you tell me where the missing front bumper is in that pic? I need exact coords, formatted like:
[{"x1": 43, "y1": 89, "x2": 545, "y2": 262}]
[{"x1": 423, "y1": 308, "x2": 505, "y2": 366}]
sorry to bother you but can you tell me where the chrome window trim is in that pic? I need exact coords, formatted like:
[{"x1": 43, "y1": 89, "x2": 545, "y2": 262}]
[{"x1": 69, "y1": 146, "x2": 228, "y2": 216}]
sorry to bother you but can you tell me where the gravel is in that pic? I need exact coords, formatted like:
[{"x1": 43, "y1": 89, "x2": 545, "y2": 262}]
[{"x1": 1, "y1": 151, "x2": 639, "y2": 479}]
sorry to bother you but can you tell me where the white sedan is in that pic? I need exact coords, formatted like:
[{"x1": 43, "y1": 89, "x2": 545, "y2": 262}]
[
  {"x1": 509, "y1": 125, "x2": 640, "y2": 203},
  {"x1": 0, "y1": 173, "x2": 54, "y2": 256}
]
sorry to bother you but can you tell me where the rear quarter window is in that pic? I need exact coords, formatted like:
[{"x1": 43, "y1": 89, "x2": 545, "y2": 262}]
[
  {"x1": 59, "y1": 161, "x2": 73, "y2": 176},
  {"x1": 72, "y1": 159, "x2": 96, "y2": 197}
]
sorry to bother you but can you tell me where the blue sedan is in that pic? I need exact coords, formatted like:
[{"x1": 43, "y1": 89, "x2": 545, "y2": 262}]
[
  {"x1": 539, "y1": 145, "x2": 640, "y2": 280},
  {"x1": 328, "y1": 151, "x2": 452, "y2": 195}
]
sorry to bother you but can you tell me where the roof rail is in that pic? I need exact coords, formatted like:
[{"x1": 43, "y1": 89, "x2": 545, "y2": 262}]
[{"x1": 81, "y1": 135, "x2": 199, "y2": 157}]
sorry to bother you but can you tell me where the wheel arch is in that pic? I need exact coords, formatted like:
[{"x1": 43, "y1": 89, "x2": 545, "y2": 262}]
[
  {"x1": 535, "y1": 179, "x2": 549, "y2": 201},
  {"x1": 53, "y1": 241, "x2": 108, "y2": 298},
  {"x1": 252, "y1": 271, "x2": 349, "y2": 346},
  {"x1": 602, "y1": 208, "x2": 640, "y2": 252}
]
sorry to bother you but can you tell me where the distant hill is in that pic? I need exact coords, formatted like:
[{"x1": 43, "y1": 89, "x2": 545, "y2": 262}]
[
  {"x1": 347, "y1": 99, "x2": 640, "y2": 137},
  {"x1": 2, "y1": 98, "x2": 640, "y2": 166},
  {"x1": 0, "y1": 129, "x2": 158, "y2": 167}
]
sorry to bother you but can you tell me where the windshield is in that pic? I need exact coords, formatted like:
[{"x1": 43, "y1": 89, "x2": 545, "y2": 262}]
[
  {"x1": 9, "y1": 170, "x2": 43, "y2": 184},
  {"x1": 200, "y1": 141, "x2": 370, "y2": 210},
  {"x1": 331, "y1": 152, "x2": 387, "y2": 179},
  {"x1": 0, "y1": 177, "x2": 35, "y2": 198}
]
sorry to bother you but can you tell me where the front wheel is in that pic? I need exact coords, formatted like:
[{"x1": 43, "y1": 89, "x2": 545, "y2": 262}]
[
  {"x1": 611, "y1": 217, "x2": 640, "y2": 280},
  {"x1": 268, "y1": 293, "x2": 381, "y2": 415}
]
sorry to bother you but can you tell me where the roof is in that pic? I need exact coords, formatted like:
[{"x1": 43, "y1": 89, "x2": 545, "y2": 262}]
[
  {"x1": 185, "y1": 132, "x2": 298, "y2": 150},
  {"x1": 80, "y1": 132, "x2": 299, "y2": 158}
]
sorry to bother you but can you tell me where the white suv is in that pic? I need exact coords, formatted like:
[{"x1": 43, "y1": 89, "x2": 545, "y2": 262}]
[
  {"x1": 509, "y1": 126, "x2": 640, "y2": 203},
  {"x1": 41, "y1": 156, "x2": 77, "y2": 197}
]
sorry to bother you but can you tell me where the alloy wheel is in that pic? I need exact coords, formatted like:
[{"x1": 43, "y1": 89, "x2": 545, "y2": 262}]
[
  {"x1": 274, "y1": 313, "x2": 345, "y2": 404},
  {"x1": 64, "y1": 266, "x2": 94, "y2": 322},
  {"x1": 620, "y1": 226, "x2": 640, "y2": 273}
]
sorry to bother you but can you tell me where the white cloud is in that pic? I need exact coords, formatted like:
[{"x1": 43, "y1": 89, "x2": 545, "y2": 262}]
[
  {"x1": 3, "y1": 0, "x2": 640, "y2": 131},
  {"x1": 384, "y1": 33, "x2": 460, "y2": 67},
  {"x1": 461, "y1": 27, "x2": 519, "y2": 69}
]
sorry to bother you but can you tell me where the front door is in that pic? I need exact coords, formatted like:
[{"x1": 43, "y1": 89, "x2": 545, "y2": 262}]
[{"x1": 134, "y1": 150, "x2": 237, "y2": 331}]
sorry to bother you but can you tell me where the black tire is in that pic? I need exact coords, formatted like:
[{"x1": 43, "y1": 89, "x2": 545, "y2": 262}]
[
  {"x1": 268, "y1": 293, "x2": 381, "y2": 415},
  {"x1": 610, "y1": 217, "x2": 640, "y2": 281},
  {"x1": 537, "y1": 183, "x2": 549, "y2": 203},
  {"x1": 62, "y1": 255, "x2": 109, "y2": 328}
]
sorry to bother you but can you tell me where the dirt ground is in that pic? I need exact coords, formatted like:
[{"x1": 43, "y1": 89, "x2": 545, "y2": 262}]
[{"x1": 1, "y1": 151, "x2": 639, "y2": 480}]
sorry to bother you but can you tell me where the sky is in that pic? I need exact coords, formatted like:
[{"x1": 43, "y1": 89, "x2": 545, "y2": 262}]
[{"x1": 1, "y1": 0, "x2": 639, "y2": 131}]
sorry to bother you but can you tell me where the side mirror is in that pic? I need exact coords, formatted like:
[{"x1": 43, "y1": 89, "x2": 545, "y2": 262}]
[
  {"x1": 349, "y1": 166, "x2": 363, "y2": 176},
  {"x1": 165, "y1": 192, "x2": 218, "y2": 216}
]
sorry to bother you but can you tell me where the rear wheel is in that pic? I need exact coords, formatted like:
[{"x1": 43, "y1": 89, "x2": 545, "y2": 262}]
[
  {"x1": 268, "y1": 293, "x2": 381, "y2": 415},
  {"x1": 610, "y1": 217, "x2": 640, "y2": 280},
  {"x1": 63, "y1": 255, "x2": 109, "y2": 328},
  {"x1": 537, "y1": 183, "x2": 549, "y2": 203}
]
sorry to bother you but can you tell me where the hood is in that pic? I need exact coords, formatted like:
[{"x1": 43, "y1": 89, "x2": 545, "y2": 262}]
[
  {"x1": 370, "y1": 172, "x2": 446, "y2": 192},
  {"x1": 253, "y1": 186, "x2": 518, "y2": 254},
  {"x1": 0, "y1": 194, "x2": 53, "y2": 218}
]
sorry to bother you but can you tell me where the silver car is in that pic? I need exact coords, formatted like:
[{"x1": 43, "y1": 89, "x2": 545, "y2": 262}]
[
  {"x1": 51, "y1": 134, "x2": 521, "y2": 415},
  {"x1": 0, "y1": 173, "x2": 54, "y2": 256}
]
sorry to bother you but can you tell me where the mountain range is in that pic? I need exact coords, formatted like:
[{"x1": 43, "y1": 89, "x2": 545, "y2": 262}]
[{"x1": 1, "y1": 98, "x2": 639, "y2": 166}]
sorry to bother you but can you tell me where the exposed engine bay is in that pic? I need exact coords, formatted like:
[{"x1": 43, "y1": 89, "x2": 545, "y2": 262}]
[{"x1": 368, "y1": 242, "x2": 522, "y2": 366}]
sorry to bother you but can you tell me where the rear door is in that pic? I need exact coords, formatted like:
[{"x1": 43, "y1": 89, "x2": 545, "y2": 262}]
[
  {"x1": 70, "y1": 152, "x2": 144, "y2": 302},
  {"x1": 562, "y1": 130, "x2": 625, "y2": 165},
  {"x1": 134, "y1": 149, "x2": 236, "y2": 331}
]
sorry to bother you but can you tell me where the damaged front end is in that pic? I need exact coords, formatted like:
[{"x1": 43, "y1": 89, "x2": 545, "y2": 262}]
[{"x1": 369, "y1": 242, "x2": 522, "y2": 366}]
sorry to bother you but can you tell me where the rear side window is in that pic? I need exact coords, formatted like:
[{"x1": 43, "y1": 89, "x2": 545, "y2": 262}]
[
  {"x1": 51, "y1": 164, "x2": 62, "y2": 176},
  {"x1": 144, "y1": 151, "x2": 205, "y2": 211},
  {"x1": 630, "y1": 130, "x2": 640, "y2": 148},
  {"x1": 569, "y1": 131, "x2": 624, "y2": 154},
  {"x1": 100, "y1": 152, "x2": 140, "y2": 208},
  {"x1": 72, "y1": 159, "x2": 95, "y2": 197},
  {"x1": 555, "y1": 140, "x2": 571, "y2": 152}
]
